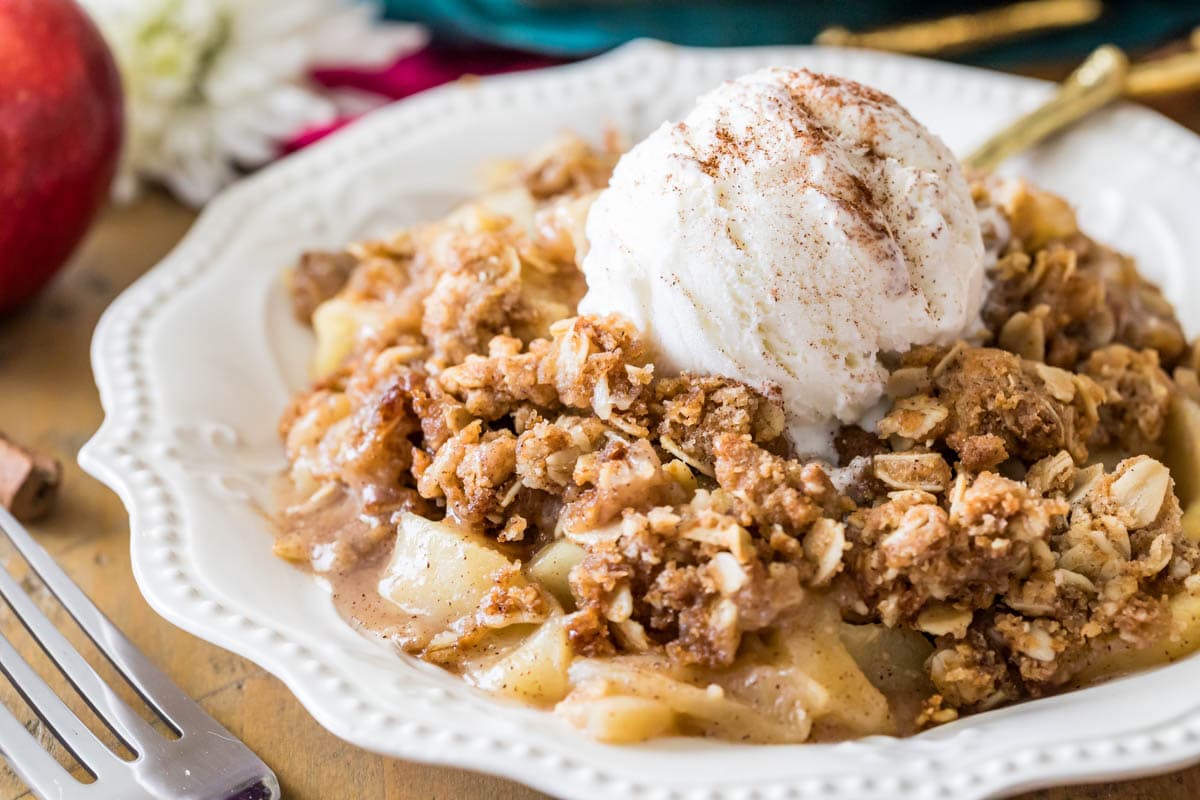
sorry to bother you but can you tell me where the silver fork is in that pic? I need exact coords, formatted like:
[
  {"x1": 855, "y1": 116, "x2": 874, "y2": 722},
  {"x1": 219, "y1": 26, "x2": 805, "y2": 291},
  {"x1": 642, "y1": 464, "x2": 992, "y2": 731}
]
[{"x1": 0, "y1": 506, "x2": 279, "y2": 800}]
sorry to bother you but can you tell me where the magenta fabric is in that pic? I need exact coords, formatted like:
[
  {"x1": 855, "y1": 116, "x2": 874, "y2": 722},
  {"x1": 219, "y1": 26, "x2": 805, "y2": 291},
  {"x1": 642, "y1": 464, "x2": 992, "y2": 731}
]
[{"x1": 283, "y1": 44, "x2": 568, "y2": 153}]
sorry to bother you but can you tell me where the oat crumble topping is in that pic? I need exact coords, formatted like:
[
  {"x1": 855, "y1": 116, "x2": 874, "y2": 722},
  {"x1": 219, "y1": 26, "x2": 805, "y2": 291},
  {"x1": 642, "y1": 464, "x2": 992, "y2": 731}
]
[{"x1": 276, "y1": 134, "x2": 1200, "y2": 744}]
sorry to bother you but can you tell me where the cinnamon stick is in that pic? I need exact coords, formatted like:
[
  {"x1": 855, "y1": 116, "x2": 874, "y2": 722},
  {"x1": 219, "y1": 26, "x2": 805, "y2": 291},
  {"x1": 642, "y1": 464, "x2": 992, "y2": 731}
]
[{"x1": 0, "y1": 434, "x2": 61, "y2": 521}]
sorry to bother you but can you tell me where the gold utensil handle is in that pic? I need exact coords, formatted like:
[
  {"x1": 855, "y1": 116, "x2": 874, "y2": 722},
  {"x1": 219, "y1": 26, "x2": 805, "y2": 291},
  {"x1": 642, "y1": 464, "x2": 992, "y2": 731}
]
[
  {"x1": 816, "y1": 0, "x2": 1102, "y2": 57},
  {"x1": 964, "y1": 45, "x2": 1129, "y2": 172},
  {"x1": 1127, "y1": 50, "x2": 1200, "y2": 97}
]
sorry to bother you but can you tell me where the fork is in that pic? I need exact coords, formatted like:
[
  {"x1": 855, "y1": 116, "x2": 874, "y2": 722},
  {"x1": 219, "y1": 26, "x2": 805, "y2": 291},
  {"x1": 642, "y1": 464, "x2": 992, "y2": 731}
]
[{"x1": 0, "y1": 506, "x2": 279, "y2": 800}]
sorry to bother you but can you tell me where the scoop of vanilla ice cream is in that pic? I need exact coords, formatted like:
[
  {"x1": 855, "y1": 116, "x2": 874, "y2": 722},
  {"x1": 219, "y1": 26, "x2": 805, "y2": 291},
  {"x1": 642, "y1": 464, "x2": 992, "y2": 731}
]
[{"x1": 579, "y1": 67, "x2": 986, "y2": 456}]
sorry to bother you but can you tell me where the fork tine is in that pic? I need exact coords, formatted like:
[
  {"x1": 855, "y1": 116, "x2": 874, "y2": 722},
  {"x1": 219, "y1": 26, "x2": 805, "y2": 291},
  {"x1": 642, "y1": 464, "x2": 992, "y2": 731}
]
[
  {"x1": 0, "y1": 508, "x2": 166, "y2": 750},
  {"x1": 0, "y1": 693, "x2": 82, "y2": 799},
  {"x1": 0, "y1": 509, "x2": 278, "y2": 799},
  {"x1": 0, "y1": 625, "x2": 119, "y2": 776}
]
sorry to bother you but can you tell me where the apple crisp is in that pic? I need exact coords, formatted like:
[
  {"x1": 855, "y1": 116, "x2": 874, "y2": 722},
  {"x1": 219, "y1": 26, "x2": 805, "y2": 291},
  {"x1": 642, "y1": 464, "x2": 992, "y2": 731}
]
[{"x1": 276, "y1": 133, "x2": 1200, "y2": 744}]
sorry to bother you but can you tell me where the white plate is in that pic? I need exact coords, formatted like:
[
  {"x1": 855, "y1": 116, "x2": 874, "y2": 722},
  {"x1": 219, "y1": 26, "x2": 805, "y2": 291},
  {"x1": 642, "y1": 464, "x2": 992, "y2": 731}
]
[{"x1": 81, "y1": 40, "x2": 1200, "y2": 800}]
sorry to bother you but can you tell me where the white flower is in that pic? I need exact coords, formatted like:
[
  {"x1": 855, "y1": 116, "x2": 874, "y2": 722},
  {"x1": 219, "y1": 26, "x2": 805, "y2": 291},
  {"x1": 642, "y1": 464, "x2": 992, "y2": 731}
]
[{"x1": 80, "y1": 0, "x2": 425, "y2": 206}]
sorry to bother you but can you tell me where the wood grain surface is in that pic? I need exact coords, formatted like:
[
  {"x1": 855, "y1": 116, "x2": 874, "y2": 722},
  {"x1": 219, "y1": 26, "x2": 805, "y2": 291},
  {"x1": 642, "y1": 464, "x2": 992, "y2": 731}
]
[{"x1": 0, "y1": 72, "x2": 1196, "y2": 800}]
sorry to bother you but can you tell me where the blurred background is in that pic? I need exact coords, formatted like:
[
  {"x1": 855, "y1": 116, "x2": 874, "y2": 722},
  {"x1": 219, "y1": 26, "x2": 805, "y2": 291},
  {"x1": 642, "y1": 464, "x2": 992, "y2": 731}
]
[
  {"x1": 380, "y1": 0, "x2": 1198, "y2": 60},
  {"x1": 69, "y1": 0, "x2": 1200, "y2": 208}
]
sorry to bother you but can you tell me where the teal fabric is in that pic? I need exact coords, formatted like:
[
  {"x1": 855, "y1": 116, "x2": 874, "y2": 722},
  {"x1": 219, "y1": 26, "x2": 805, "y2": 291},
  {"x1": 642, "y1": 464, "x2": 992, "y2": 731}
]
[{"x1": 381, "y1": 1, "x2": 1200, "y2": 65}]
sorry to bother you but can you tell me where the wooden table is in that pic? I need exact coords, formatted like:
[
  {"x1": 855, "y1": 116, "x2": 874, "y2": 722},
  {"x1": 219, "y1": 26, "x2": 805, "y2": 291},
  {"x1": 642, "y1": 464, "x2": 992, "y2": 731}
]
[{"x1": 0, "y1": 79, "x2": 1198, "y2": 800}]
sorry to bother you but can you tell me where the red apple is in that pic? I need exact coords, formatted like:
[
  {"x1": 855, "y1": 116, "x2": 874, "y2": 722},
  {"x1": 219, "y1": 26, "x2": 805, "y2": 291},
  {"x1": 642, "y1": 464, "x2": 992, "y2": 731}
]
[{"x1": 0, "y1": 0, "x2": 123, "y2": 313}]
